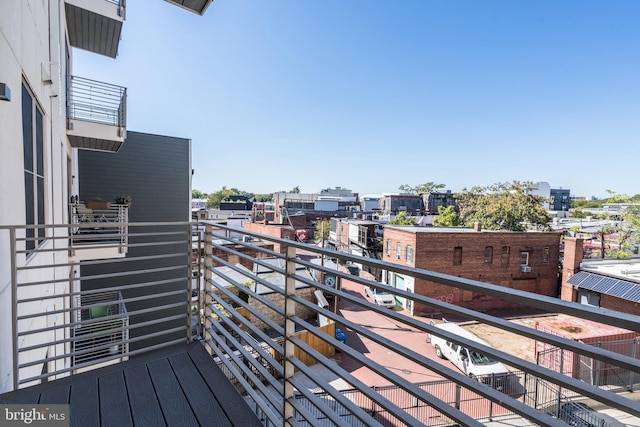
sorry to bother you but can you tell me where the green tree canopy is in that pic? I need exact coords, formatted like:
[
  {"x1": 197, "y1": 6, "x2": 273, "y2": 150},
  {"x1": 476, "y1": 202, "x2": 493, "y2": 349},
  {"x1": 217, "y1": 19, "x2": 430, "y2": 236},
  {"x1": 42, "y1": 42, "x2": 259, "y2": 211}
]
[
  {"x1": 290, "y1": 186, "x2": 301, "y2": 194},
  {"x1": 398, "y1": 182, "x2": 446, "y2": 195},
  {"x1": 388, "y1": 211, "x2": 415, "y2": 225},
  {"x1": 254, "y1": 194, "x2": 272, "y2": 202},
  {"x1": 192, "y1": 189, "x2": 207, "y2": 199},
  {"x1": 206, "y1": 187, "x2": 250, "y2": 208},
  {"x1": 314, "y1": 219, "x2": 330, "y2": 243},
  {"x1": 432, "y1": 205, "x2": 461, "y2": 227},
  {"x1": 455, "y1": 181, "x2": 551, "y2": 231}
]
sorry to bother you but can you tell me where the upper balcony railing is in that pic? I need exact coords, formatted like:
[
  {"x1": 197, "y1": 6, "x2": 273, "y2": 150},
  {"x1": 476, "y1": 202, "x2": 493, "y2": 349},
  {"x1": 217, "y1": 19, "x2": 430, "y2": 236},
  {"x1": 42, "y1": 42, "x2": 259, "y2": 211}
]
[
  {"x1": 66, "y1": 75, "x2": 127, "y2": 152},
  {"x1": 67, "y1": 75, "x2": 126, "y2": 128},
  {"x1": 3, "y1": 221, "x2": 640, "y2": 426}
]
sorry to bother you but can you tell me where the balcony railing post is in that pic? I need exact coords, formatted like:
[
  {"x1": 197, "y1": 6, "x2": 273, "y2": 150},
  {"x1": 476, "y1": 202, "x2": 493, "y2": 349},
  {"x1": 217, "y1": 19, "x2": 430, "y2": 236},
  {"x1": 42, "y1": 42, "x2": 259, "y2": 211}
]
[
  {"x1": 283, "y1": 244, "x2": 297, "y2": 426},
  {"x1": 10, "y1": 227, "x2": 18, "y2": 391},
  {"x1": 203, "y1": 223, "x2": 213, "y2": 352}
]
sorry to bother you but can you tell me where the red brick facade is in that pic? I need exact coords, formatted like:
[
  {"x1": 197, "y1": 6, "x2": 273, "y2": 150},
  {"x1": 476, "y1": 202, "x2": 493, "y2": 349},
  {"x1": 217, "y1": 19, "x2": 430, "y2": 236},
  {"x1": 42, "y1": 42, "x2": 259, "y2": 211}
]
[
  {"x1": 243, "y1": 222, "x2": 296, "y2": 253},
  {"x1": 383, "y1": 226, "x2": 562, "y2": 316},
  {"x1": 561, "y1": 238, "x2": 583, "y2": 302}
]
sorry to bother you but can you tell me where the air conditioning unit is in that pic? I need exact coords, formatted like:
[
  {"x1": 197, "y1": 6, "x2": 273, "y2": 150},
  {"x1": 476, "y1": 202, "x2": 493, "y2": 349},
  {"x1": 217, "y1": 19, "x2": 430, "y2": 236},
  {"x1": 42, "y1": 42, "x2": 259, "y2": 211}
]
[{"x1": 521, "y1": 265, "x2": 531, "y2": 273}]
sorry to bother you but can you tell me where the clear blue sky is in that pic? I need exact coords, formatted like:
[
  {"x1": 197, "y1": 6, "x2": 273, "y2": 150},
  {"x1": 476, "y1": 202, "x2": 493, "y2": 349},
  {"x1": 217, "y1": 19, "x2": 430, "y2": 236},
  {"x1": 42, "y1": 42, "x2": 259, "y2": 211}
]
[{"x1": 74, "y1": 0, "x2": 640, "y2": 199}]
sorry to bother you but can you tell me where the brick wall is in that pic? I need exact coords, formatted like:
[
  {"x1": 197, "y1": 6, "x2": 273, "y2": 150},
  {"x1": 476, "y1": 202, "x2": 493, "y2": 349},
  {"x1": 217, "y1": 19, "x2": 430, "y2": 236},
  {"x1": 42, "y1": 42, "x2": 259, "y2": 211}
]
[
  {"x1": 243, "y1": 222, "x2": 296, "y2": 253},
  {"x1": 561, "y1": 238, "x2": 583, "y2": 302},
  {"x1": 383, "y1": 227, "x2": 561, "y2": 315}
]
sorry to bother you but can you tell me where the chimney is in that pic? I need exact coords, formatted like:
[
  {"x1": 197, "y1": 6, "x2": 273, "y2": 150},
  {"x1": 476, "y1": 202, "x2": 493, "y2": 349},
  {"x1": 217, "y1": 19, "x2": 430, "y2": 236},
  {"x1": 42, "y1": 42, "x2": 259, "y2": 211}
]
[
  {"x1": 474, "y1": 222, "x2": 482, "y2": 232},
  {"x1": 561, "y1": 237, "x2": 584, "y2": 301}
]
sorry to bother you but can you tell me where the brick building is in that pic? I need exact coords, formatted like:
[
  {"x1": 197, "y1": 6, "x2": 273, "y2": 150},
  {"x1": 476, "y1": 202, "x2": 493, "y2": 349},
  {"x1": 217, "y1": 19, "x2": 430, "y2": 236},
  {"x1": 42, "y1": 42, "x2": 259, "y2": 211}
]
[{"x1": 382, "y1": 225, "x2": 562, "y2": 316}]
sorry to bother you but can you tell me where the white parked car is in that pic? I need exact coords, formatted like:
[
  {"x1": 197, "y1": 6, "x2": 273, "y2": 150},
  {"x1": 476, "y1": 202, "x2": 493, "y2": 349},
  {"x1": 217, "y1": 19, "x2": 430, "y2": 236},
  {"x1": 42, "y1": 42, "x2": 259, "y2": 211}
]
[
  {"x1": 429, "y1": 321, "x2": 511, "y2": 389},
  {"x1": 364, "y1": 285, "x2": 396, "y2": 308}
]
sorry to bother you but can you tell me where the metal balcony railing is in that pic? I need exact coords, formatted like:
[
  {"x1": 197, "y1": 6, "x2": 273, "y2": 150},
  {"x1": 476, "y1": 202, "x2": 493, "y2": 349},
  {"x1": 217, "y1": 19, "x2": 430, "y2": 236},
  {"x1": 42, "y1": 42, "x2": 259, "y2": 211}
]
[
  {"x1": 66, "y1": 75, "x2": 127, "y2": 129},
  {"x1": 3, "y1": 221, "x2": 640, "y2": 426},
  {"x1": 69, "y1": 202, "x2": 129, "y2": 251}
]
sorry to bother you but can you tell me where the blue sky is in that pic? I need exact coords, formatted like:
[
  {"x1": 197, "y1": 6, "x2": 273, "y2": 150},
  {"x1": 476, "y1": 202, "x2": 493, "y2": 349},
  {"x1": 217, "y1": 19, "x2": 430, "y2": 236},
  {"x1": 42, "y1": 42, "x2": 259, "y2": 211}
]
[{"x1": 74, "y1": 1, "x2": 640, "y2": 198}]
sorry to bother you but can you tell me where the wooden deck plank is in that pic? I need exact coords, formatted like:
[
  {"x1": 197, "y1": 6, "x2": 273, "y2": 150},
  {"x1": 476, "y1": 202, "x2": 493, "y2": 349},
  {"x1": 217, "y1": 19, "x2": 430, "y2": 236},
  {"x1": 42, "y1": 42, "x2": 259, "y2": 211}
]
[
  {"x1": 147, "y1": 358, "x2": 199, "y2": 427},
  {"x1": 168, "y1": 352, "x2": 233, "y2": 427},
  {"x1": 0, "y1": 343, "x2": 262, "y2": 426},
  {"x1": 69, "y1": 377, "x2": 99, "y2": 427},
  {"x1": 99, "y1": 372, "x2": 133, "y2": 427},
  {"x1": 124, "y1": 364, "x2": 166, "y2": 427},
  {"x1": 188, "y1": 344, "x2": 263, "y2": 427},
  {"x1": 39, "y1": 386, "x2": 70, "y2": 404}
]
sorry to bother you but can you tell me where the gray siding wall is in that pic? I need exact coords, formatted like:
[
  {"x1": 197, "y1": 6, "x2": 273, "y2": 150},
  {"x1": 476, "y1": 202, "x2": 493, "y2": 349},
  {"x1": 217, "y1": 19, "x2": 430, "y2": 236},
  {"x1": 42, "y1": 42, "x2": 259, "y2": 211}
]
[{"x1": 78, "y1": 131, "x2": 191, "y2": 351}]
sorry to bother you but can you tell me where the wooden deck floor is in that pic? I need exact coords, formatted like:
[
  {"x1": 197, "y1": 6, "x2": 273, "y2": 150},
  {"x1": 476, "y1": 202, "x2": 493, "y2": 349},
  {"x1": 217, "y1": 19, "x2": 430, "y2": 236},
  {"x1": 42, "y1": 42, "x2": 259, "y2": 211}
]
[{"x1": 0, "y1": 342, "x2": 263, "y2": 427}]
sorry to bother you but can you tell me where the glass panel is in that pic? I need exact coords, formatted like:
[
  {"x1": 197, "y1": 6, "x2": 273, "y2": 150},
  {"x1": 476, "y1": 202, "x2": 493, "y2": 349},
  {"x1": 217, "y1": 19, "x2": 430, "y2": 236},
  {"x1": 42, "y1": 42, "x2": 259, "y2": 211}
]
[
  {"x1": 22, "y1": 85, "x2": 33, "y2": 172},
  {"x1": 36, "y1": 107, "x2": 44, "y2": 176},
  {"x1": 37, "y1": 176, "x2": 45, "y2": 240},
  {"x1": 24, "y1": 172, "x2": 34, "y2": 251}
]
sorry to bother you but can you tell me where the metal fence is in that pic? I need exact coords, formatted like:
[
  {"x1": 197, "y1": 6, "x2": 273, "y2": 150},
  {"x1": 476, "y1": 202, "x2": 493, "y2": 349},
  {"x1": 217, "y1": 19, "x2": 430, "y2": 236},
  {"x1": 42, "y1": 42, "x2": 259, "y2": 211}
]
[
  {"x1": 4, "y1": 221, "x2": 640, "y2": 426},
  {"x1": 200, "y1": 222, "x2": 640, "y2": 426},
  {"x1": 538, "y1": 337, "x2": 640, "y2": 393}
]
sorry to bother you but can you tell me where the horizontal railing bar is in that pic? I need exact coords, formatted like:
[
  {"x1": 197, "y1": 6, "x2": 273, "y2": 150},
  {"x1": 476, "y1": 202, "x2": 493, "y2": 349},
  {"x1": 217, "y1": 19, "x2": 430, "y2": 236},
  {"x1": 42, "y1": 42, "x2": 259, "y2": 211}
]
[
  {"x1": 205, "y1": 314, "x2": 283, "y2": 391},
  {"x1": 292, "y1": 295, "x2": 640, "y2": 420},
  {"x1": 18, "y1": 339, "x2": 184, "y2": 385},
  {"x1": 288, "y1": 318, "x2": 494, "y2": 427},
  {"x1": 17, "y1": 277, "x2": 186, "y2": 304},
  {"x1": 205, "y1": 329, "x2": 283, "y2": 426},
  {"x1": 19, "y1": 325, "x2": 185, "y2": 370},
  {"x1": 17, "y1": 289, "x2": 185, "y2": 321},
  {"x1": 17, "y1": 302, "x2": 186, "y2": 337},
  {"x1": 18, "y1": 314, "x2": 186, "y2": 353},
  {"x1": 206, "y1": 269, "x2": 285, "y2": 323},
  {"x1": 205, "y1": 290, "x2": 284, "y2": 359},
  {"x1": 16, "y1": 253, "x2": 183, "y2": 271},
  {"x1": 288, "y1": 360, "x2": 384, "y2": 427},
  {"x1": 291, "y1": 257, "x2": 640, "y2": 372},
  {"x1": 16, "y1": 265, "x2": 185, "y2": 288}
]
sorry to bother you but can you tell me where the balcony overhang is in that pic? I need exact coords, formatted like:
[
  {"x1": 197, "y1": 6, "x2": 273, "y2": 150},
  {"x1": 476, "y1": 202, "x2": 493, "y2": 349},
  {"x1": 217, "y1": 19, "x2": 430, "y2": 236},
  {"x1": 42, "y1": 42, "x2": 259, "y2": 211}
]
[
  {"x1": 164, "y1": 0, "x2": 213, "y2": 15},
  {"x1": 67, "y1": 123, "x2": 125, "y2": 152},
  {"x1": 65, "y1": 0, "x2": 124, "y2": 58}
]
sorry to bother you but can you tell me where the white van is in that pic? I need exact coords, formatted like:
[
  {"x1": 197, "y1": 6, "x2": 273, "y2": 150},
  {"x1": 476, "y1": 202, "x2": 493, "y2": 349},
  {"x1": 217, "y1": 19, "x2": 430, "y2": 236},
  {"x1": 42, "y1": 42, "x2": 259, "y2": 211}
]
[{"x1": 429, "y1": 321, "x2": 511, "y2": 389}]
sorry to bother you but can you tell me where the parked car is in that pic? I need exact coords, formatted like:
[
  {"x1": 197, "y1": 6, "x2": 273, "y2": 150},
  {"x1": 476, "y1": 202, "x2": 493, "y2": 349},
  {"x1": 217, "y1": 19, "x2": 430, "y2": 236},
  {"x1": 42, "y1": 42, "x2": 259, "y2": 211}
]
[
  {"x1": 364, "y1": 285, "x2": 396, "y2": 308},
  {"x1": 429, "y1": 321, "x2": 511, "y2": 389}
]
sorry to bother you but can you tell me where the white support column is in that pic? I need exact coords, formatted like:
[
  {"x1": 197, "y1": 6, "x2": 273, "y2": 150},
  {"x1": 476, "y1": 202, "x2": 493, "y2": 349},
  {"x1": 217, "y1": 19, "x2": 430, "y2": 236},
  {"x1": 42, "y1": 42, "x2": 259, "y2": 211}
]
[{"x1": 283, "y1": 244, "x2": 297, "y2": 425}]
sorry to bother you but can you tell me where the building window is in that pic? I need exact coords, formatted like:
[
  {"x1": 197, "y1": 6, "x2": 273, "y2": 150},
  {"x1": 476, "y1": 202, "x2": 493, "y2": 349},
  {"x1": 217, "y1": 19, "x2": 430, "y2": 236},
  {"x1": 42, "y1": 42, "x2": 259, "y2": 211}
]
[
  {"x1": 542, "y1": 247, "x2": 550, "y2": 263},
  {"x1": 484, "y1": 246, "x2": 493, "y2": 265},
  {"x1": 501, "y1": 246, "x2": 510, "y2": 266},
  {"x1": 396, "y1": 242, "x2": 401, "y2": 259},
  {"x1": 405, "y1": 245, "x2": 413, "y2": 263},
  {"x1": 22, "y1": 83, "x2": 45, "y2": 252},
  {"x1": 520, "y1": 251, "x2": 529, "y2": 266},
  {"x1": 386, "y1": 239, "x2": 391, "y2": 256},
  {"x1": 453, "y1": 246, "x2": 462, "y2": 265}
]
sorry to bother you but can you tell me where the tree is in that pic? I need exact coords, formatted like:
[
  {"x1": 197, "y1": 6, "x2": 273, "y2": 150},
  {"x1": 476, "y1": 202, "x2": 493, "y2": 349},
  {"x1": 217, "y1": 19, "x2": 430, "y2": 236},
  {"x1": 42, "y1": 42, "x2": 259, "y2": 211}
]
[
  {"x1": 398, "y1": 182, "x2": 446, "y2": 195},
  {"x1": 432, "y1": 206, "x2": 461, "y2": 227},
  {"x1": 455, "y1": 181, "x2": 551, "y2": 231},
  {"x1": 314, "y1": 219, "x2": 330, "y2": 243},
  {"x1": 206, "y1": 187, "x2": 250, "y2": 208},
  {"x1": 192, "y1": 189, "x2": 206, "y2": 199},
  {"x1": 254, "y1": 194, "x2": 272, "y2": 202},
  {"x1": 290, "y1": 186, "x2": 301, "y2": 194},
  {"x1": 388, "y1": 211, "x2": 415, "y2": 225}
]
